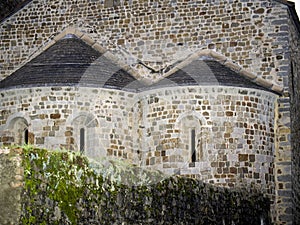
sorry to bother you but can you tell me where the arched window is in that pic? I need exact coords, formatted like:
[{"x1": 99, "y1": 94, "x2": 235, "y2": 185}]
[
  {"x1": 7, "y1": 117, "x2": 29, "y2": 145},
  {"x1": 71, "y1": 113, "x2": 99, "y2": 155},
  {"x1": 176, "y1": 113, "x2": 205, "y2": 166}
]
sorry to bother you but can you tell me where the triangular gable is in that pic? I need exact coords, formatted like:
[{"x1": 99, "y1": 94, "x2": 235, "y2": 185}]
[
  {"x1": 0, "y1": 26, "x2": 283, "y2": 94},
  {"x1": 0, "y1": 35, "x2": 283, "y2": 94},
  {"x1": 158, "y1": 50, "x2": 283, "y2": 94},
  {"x1": 145, "y1": 59, "x2": 273, "y2": 93},
  {"x1": 0, "y1": 33, "x2": 143, "y2": 92}
]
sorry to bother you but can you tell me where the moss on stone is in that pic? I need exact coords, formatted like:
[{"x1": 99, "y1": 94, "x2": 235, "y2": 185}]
[{"x1": 18, "y1": 146, "x2": 271, "y2": 224}]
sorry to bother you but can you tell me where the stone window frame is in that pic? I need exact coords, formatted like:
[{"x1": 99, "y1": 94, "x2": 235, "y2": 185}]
[
  {"x1": 70, "y1": 112, "x2": 99, "y2": 154},
  {"x1": 3, "y1": 113, "x2": 30, "y2": 146},
  {"x1": 175, "y1": 111, "x2": 209, "y2": 166}
]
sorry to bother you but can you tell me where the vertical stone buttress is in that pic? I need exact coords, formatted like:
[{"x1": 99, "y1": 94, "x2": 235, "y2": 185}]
[
  {"x1": 289, "y1": 8, "x2": 300, "y2": 224},
  {"x1": 274, "y1": 95, "x2": 293, "y2": 224}
]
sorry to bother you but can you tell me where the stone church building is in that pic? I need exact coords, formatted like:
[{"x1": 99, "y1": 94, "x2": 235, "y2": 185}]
[{"x1": 0, "y1": 0, "x2": 299, "y2": 224}]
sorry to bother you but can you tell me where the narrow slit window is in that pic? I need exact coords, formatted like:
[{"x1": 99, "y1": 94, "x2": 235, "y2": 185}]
[
  {"x1": 191, "y1": 128, "x2": 196, "y2": 162},
  {"x1": 24, "y1": 129, "x2": 29, "y2": 144},
  {"x1": 80, "y1": 128, "x2": 85, "y2": 153}
]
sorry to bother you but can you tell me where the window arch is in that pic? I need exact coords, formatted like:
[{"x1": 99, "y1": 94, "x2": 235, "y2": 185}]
[
  {"x1": 176, "y1": 112, "x2": 206, "y2": 165},
  {"x1": 71, "y1": 113, "x2": 99, "y2": 154},
  {"x1": 8, "y1": 117, "x2": 29, "y2": 145}
]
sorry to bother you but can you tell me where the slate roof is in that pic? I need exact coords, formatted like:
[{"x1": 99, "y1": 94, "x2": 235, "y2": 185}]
[
  {"x1": 0, "y1": 0, "x2": 32, "y2": 22},
  {"x1": 0, "y1": 35, "x2": 141, "y2": 91},
  {"x1": 146, "y1": 59, "x2": 271, "y2": 92},
  {"x1": 0, "y1": 35, "x2": 274, "y2": 93}
]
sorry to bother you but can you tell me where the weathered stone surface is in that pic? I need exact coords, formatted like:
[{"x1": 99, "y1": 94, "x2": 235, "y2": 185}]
[
  {"x1": 0, "y1": 85, "x2": 277, "y2": 196},
  {"x1": 19, "y1": 147, "x2": 271, "y2": 225},
  {"x1": 0, "y1": 0, "x2": 295, "y2": 84},
  {"x1": 0, "y1": 148, "x2": 23, "y2": 225},
  {"x1": 289, "y1": 10, "x2": 300, "y2": 223},
  {"x1": 0, "y1": 1, "x2": 298, "y2": 224}
]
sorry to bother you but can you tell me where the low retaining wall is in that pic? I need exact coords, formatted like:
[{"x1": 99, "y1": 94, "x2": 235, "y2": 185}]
[
  {"x1": 0, "y1": 147, "x2": 271, "y2": 224},
  {"x1": 0, "y1": 147, "x2": 23, "y2": 225}
]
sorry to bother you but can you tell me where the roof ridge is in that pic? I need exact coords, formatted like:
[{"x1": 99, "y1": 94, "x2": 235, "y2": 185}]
[
  {"x1": 5, "y1": 27, "x2": 141, "y2": 84},
  {"x1": 162, "y1": 50, "x2": 283, "y2": 94},
  {"x1": 45, "y1": 27, "x2": 142, "y2": 80}
]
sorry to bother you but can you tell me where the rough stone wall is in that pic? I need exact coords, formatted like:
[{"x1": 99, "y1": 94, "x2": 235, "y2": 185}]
[
  {"x1": 0, "y1": 0, "x2": 297, "y2": 224},
  {"x1": 0, "y1": 86, "x2": 277, "y2": 196},
  {"x1": 289, "y1": 11, "x2": 300, "y2": 224},
  {"x1": 0, "y1": 148, "x2": 23, "y2": 225},
  {"x1": 135, "y1": 87, "x2": 277, "y2": 195},
  {"x1": 0, "y1": 0, "x2": 291, "y2": 84},
  {"x1": 20, "y1": 147, "x2": 272, "y2": 225},
  {"x1": 270, "y1": 4, "x2": 299, "y2": 224},
  {"x1": 273, "y1": 95, "x2": 293, "y2": 224},
  {"x1": 0, "y1": 87, "x2": 136, "y2": 161}
]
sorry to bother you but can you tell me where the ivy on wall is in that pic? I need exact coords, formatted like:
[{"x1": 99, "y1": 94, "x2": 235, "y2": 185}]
[{"x1": 20, "y1": 146, "x2": 271, "y2": 224}]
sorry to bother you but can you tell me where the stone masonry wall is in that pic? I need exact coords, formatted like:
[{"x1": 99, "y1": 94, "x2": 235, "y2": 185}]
[
  {"x1": 0, "y1": 146, "x2": 272, "y2": 225},
  {"x1": 0, "y1": 85, "x2": 277, "y2": 197},
  {"x1": 134, "y1": 87, "x2": 277, "y2": 195},
  {"x1": 0, "y1": 0, "x2": 297, "y2": 224},
  {"x1": 0, "y1": 0, "x2": 291, "y2": 85},
  {"x1": 289, "y1": 10, "x2": 300, "y2": 224},
  {"x1": 0, "y1": 148, "x2": 23, "y2": 225},
  {"x1": 270, "y1": 4, "x2": 299, "y2": 223},
  {"x1": 20, "y1": 147, "x2": 272, "y2": 225},
  {"x1": 0, "y1": 87, "x2": 137, "y2": 161}
]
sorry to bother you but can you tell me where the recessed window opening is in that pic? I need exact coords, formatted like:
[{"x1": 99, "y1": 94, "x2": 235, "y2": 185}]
[
  {"x1": 9, "y1": 117, "x2": 29, "y2": 145},
  {"x1": 191, "y1": 128, "x2": 196, "y2": 162},
  {"x1": 80, "y1": 128, "x2": 85, "y2": 153},
  {"x1": 24, "y1": 129, "x2": 29, "y2": 145}
]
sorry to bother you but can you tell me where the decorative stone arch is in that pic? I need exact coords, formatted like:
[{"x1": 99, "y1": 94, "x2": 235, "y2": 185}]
[
  {"x1": 175, "y1": 111, "x2": 209, "y2": 165},
  {"x1": 67, "y1": 112, "x2": 100, "y2": 156},
  {"x1": 2, "y1": 113, "x2": 31, "y2": 146}
]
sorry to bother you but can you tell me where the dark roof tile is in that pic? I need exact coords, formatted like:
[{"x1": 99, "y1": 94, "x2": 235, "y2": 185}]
[
  {"x1": 0, "y1": 36, "x2": 275, "y2": 94},
  {"x1": 0, "y1": 36, "x2": 140, "y2": 91},
  {"x1": 0, "y1": 0, "x2": 32, "y2": 22},
  {"x1": 144, "y1": 60, "x2": 272, "y2": 92}
]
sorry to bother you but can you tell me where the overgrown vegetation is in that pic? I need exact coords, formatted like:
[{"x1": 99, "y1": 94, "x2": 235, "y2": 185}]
[{"x1": 19, "y1": 146, "x2": 271, "y2": 224}]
